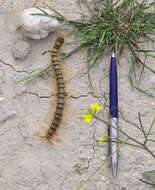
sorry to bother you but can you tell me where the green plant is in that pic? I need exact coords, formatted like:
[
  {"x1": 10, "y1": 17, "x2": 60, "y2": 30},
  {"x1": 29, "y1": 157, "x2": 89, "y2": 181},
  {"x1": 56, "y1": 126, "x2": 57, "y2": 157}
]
[{"x1": 35, "y1": 1, "x2": 155, "y2": 68}]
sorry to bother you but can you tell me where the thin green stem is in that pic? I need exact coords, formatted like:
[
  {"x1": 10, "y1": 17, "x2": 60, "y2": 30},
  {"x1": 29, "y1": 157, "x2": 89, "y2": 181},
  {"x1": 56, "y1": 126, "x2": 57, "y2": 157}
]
[
  {"x1": 145, "y1": 117, "x2": 155, "y2": 141},
  {"x1": 75, "y1": 156, "x2": 111, "y2": 190},
  {"x1": 143, "y1": 145, "x2": 155, "y2": 158},
  {"x1": 139, "y1": 178, "x2": 155, "y2": 186}
]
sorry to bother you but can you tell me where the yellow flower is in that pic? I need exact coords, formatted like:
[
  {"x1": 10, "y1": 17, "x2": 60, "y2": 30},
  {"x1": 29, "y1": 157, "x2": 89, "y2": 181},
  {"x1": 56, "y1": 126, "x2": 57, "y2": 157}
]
[
  {"x1": 103, "y1": 133, "x2": 109, "y2": 139},
  {"x1": 81, "y1": 114, "x2": 93, "y2": 122},
  {"x1": 98, "y1": 138, "x2": 105, "y2": 143},
  {"x1": 98, "y1": 134, "x2": 109, "y2": 143},
  {"x1": 91, "y1": 104, "x2": 101, "y2": 111}
]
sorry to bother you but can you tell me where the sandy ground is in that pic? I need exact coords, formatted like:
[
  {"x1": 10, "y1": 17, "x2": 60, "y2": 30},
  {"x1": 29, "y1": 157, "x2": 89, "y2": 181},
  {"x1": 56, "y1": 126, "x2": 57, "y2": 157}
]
[{"x1": 0, "y1": 0, "x2": 155, "y2": 190}]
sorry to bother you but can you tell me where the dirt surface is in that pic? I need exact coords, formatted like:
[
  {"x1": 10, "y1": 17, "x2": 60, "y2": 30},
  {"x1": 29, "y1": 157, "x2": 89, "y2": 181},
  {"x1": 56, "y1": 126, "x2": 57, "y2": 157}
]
[{"x1": 0, "y1": 0, "x2": 155, "y2": 190}]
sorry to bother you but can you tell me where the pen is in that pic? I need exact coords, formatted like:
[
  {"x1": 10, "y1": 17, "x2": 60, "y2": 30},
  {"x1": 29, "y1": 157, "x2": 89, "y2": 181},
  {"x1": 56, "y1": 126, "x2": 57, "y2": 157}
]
[{"x1": 109, "y1": 52, "x2": 118, "y2": 177}]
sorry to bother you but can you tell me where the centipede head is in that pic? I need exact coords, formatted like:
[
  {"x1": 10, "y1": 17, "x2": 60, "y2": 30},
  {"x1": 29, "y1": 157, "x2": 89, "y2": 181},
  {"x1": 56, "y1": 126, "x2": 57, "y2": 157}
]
[{"x1": 55, "y1": 37, "x2": 64, "y2": 48}]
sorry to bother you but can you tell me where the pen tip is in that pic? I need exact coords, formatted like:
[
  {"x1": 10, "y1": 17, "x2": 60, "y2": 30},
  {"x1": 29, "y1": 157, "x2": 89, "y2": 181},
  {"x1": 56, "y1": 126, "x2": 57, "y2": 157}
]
[{"x1": 112, "y1": 52, "x2": 115, "y2": 58}]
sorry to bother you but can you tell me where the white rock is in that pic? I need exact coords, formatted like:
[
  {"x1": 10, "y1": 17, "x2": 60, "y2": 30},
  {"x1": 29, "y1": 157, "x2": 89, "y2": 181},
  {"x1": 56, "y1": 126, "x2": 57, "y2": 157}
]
[
  {"x1": 12, "y1": 40, "x2": 31, "y2": 59},
  {"x1": 21, "y1": 8, "x2": 60, "y2": 39}
]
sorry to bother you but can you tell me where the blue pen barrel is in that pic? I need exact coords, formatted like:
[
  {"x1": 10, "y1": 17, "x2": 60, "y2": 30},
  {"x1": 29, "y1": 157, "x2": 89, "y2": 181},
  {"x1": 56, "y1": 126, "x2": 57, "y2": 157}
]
[
  {"x1": 110, "y1": 55, "x2": 118, "y2": 118},
  {"x1": 109, "y1": 53, "x2": 118, "y2": 176}
]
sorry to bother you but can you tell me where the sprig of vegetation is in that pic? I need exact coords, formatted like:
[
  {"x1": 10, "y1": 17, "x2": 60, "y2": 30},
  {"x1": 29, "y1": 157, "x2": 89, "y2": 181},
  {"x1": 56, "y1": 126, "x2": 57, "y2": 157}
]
[
  {"x1": 78, "y1": 103, "x2": 155, "y2": 189},
  {"x1": 17, "y1": 64, "x2": 54, "y2": 82},
  {"x1": 82, "y1": 104, "x2": 155, "y2": 156}
]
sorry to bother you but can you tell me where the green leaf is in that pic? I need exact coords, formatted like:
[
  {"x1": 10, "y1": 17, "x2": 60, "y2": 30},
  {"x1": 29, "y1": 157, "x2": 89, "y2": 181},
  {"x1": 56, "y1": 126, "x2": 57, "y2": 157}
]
[
  {"x1": 135, "y1": 49, "x2": 155, "y2": 53},
  {"x1": 98, "y1": 30, "x2": 107, "y2": 49},
  {"x1": 139, "y1": 178, "x2": 155, "y2": 186},
  {"x1": 142, "y1": 170, "x2": 155, "y2": 184},
  {"x1": 135, "y1": 49, "x2": 155, "y2": 58},
  {"x1": 130, "y1": 55, "x2": 137, "y2": 79}
]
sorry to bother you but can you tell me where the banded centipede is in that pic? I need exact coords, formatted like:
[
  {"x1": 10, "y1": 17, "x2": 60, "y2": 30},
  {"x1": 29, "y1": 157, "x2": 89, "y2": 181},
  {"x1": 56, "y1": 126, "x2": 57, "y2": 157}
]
[
  {"x1": 36, "y1": 37, "x2": 66, "y2": 142},
  {"x1": 47, "y1": 37, "x2": 66, "y2": 140}
]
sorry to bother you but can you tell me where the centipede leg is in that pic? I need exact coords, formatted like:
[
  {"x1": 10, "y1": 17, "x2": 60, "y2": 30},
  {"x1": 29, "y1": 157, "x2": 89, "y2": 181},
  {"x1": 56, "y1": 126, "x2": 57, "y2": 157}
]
[
  {"x1": 34, "y1": 132, "x2": 47, "y2": 139},
  {"x1": 48, "y1": 139, "x2": 56, "y2": 146},
  {"x1": 42, "y1": 50, "x2": 52, "y2": 56},
  {"x1": 40, "y1": 126, "x2": 48, "y2": 132}
]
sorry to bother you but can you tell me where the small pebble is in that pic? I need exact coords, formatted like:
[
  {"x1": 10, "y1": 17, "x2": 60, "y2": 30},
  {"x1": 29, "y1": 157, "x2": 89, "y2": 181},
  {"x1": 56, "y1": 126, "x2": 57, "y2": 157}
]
[
  {"x1": 0, "y1": 97, "x2": 17, "y2": 123},
  {"x1": 12, "y1": 40, "x2": 31, "y2": 59}
]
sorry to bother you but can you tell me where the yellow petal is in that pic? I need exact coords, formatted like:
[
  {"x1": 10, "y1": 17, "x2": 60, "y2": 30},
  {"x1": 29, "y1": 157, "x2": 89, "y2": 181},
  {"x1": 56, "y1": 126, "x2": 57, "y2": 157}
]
[
  {"x1": 80, "y1": 114, "x2": 93, "y2": 122},
  {"x1": 80, "y1": 114, "x2": 86, "y2": 118},
  {"x1": 91, "y1": 104, "x2": 101, "y2": 111},
  {"x1": 98, "y1": 138, "x2": 105, "y2": 143},
  {"x1": 84, "y1": 118, "x2": 91, "y2": 122},
  {"x1": 103, "y1": 133, "x2": 109, "y2": 139}
]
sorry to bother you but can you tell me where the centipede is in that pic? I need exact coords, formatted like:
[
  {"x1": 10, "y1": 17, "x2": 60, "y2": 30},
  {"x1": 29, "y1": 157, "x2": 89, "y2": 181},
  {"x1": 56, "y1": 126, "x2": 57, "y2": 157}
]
[{"x1": 36, "y1": 37, "x2": 66, "y2": 143}]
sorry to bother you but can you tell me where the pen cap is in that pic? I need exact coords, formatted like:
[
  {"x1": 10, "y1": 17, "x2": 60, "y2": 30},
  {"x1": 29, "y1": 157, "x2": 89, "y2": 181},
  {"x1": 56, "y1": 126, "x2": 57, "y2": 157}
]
[{"x1": 110, "y1": 55, "x2": 118, "y2": 118}]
